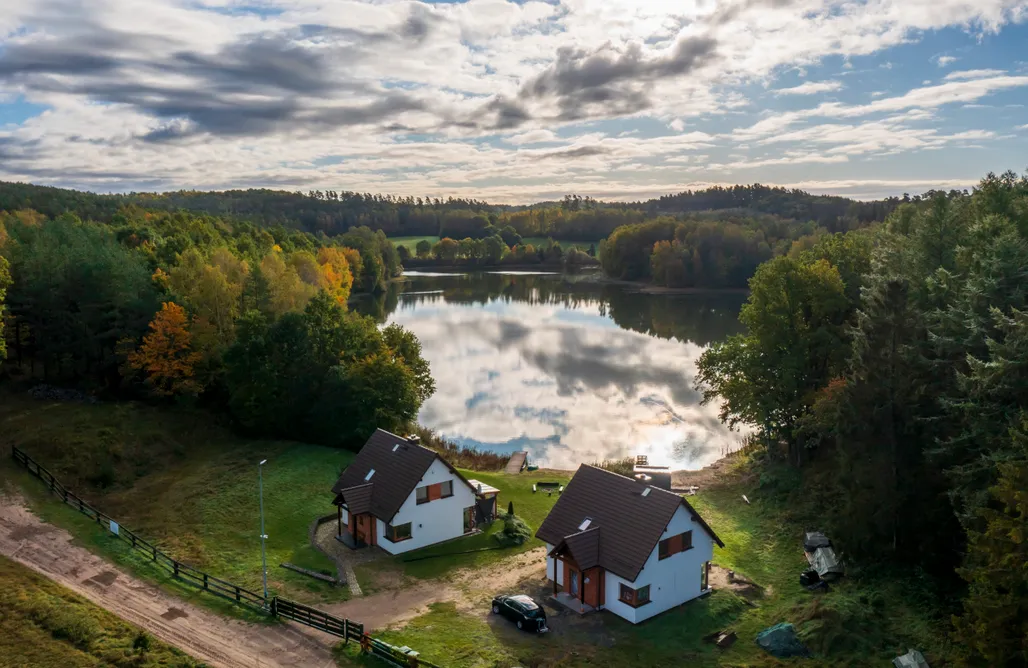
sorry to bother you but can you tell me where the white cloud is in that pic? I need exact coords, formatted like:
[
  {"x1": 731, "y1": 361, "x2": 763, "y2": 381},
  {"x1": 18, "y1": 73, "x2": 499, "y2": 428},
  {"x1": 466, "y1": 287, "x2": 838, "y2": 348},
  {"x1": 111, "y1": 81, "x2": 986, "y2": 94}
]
[
  {"x1": 945, "y1": 69, "x2": 1007, "y2": 80},
  {"x1": 0, "y1": 0, "x2": 1025, "y2": 198},
  {"x1": 936, "y1": 55, "x2": 959, "y2": 67},
  {"x1": 773, "y1": 81, "x2": 843, "y2": 96}
]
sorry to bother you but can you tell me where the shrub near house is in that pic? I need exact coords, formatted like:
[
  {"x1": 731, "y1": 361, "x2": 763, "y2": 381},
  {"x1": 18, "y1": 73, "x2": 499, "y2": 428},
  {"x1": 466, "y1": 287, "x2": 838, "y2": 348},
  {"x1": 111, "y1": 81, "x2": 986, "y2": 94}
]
[
  {"x1": 331, "y1": 430, "x2": 490, "y2": 555},
  {"x1": 537, "y1": 465, "x2": 724, "y2": 624}
]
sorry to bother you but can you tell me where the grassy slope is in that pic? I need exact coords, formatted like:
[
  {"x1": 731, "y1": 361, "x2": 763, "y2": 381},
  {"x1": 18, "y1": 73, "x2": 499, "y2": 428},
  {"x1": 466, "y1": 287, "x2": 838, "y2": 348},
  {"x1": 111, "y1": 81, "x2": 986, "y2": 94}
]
[
  {"x1": 338, "y1": 457, "x2": 957, "y2": 668},
  {"x1": 0, "y1": 393, "x2": 354, "y2": 611},
  {"x1": 0, "y1": 555, "x2": 204, "y2": 668}
]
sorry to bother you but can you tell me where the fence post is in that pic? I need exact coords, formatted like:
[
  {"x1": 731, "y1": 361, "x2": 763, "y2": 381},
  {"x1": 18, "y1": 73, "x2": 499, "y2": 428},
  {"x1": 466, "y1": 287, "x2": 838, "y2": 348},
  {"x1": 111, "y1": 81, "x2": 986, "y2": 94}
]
[
  {"x1": 152, "y1": 545, "x2": 157, "y2": 562},
  {"x1": 203, "y1": 573, "x2": 208, "y2": 590},
  {"x1": 343, "y1": 619, "x2": 349, "y2": 645},
  {"x1": 173, "y1": 561, "x2": 179, "y2": 578}
]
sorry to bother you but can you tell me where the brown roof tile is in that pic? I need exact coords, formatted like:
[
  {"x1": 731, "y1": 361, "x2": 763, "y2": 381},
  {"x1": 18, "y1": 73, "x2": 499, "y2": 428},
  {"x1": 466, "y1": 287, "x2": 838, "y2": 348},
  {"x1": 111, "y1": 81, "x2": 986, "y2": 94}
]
[
  {"x1": 330, "y1": 429, "x2": 478, "y2": 522},
  {"x1": 536, "y1": 465, "x2": 724, "y2": 581}
]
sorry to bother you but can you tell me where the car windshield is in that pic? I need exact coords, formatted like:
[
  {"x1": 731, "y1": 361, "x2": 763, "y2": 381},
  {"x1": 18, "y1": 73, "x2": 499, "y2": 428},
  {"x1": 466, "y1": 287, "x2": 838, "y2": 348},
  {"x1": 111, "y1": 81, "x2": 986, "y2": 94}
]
[{"x1": 523, "y1": 607, "x2": 545, "y2": 618}]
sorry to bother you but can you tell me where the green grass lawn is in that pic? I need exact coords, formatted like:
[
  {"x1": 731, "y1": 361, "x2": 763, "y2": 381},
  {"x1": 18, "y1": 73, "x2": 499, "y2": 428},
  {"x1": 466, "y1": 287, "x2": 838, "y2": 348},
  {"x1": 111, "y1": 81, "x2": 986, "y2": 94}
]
[
  {"x1": 0, "y1": 555, "x2": 204, "y2": 668},
  {"x1": 0, "y1": 392, "x2": 354, "y2": 612},
  {"x1": 388, "y1": 235, "x2": 439, "y2": 251}
]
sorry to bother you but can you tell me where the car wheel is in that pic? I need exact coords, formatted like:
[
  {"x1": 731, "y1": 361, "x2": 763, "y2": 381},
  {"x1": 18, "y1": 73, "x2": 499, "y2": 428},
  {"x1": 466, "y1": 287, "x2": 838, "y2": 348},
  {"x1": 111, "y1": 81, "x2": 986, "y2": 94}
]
[
  {"x1": 517, "y1": 620, "x2": 523, "y2": 630},
  {"x1": 492, "y1": 604, "x2": 500, "y2": 614}
]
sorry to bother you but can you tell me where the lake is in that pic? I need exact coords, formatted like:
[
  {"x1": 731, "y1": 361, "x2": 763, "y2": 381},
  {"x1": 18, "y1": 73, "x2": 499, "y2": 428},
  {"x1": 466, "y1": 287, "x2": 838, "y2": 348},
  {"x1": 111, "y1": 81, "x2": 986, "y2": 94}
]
[{"x1": 354, "y1": 270, "x2": 748, "y2": 471}]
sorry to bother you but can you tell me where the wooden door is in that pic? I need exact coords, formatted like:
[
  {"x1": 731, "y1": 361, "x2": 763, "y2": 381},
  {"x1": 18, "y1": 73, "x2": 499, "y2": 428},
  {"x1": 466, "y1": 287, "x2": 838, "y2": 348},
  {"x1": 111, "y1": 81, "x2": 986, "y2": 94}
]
[{"x1": 583, "y1": 568, "x2": 600, "y2": 607}]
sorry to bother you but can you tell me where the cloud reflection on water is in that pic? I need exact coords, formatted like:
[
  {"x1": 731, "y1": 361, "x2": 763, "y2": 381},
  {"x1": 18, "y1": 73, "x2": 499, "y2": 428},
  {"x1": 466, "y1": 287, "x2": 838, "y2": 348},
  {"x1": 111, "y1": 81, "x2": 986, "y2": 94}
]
[{"x1": 371, "y1": 273, "x2": 749, "y2": 470}]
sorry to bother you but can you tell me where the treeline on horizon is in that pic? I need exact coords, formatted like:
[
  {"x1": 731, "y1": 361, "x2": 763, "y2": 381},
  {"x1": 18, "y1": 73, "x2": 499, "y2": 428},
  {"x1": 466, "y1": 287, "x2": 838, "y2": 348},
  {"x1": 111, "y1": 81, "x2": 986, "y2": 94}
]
[
  {"x1": 696, "y1": 170, "x2": 1028, "y2": 665},
  {"x1": 0, "y1": 200, "x2": 431, "y2": 450},
  {"x1": 0, "y1": 179, "x2": 898, "y2": 243}
]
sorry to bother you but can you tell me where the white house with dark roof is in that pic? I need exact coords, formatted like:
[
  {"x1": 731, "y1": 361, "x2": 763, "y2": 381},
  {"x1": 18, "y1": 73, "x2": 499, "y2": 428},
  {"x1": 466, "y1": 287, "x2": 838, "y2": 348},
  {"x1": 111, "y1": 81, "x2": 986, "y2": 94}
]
[
  {"x1": 331, "y1": 429, "x2": 496, "y2": 555},
  {"x1": 536, "y1": 464, "x2": 724, "y2": 624}
]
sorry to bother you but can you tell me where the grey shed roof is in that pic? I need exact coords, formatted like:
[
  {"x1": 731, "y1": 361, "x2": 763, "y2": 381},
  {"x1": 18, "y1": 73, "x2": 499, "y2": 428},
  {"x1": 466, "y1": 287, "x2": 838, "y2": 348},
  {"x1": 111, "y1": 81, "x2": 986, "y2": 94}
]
[
  {"x1": 331, "y1": 429, "x2": 476, "y2": 522},
  {"x1": 536, "y1": 465, "x2": 724, "y2": 582}
]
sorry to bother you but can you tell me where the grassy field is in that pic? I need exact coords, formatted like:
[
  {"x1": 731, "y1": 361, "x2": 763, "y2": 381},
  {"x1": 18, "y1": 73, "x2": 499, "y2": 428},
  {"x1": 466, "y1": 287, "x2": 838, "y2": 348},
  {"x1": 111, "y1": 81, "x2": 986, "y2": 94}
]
[
  {"x1": 0, "y1": 392, "x2": 353, "y2": 611},
  {"x1": 389, "y1": 235, "x2": 601, "y2": 253},
  {"x1": 0, "y1": 555, "x2": 204, "y2": 668},
  {"x1": 337, "y1": 458, "x2": 958, "y2": 668}
]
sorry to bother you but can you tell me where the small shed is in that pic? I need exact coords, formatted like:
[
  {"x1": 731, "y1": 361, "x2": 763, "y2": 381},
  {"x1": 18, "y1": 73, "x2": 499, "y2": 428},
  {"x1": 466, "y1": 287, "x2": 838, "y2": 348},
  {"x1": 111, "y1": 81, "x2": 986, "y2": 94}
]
[{"x1": 468, "y1": 479, "x2": 500, "y2": 524}]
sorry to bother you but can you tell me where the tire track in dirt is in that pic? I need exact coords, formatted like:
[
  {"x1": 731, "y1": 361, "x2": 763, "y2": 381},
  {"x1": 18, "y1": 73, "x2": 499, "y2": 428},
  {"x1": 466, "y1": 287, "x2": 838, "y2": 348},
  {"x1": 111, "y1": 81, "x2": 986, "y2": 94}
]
[{"x1": 0, "y1": 492, "x2": 338, "y2": 668}]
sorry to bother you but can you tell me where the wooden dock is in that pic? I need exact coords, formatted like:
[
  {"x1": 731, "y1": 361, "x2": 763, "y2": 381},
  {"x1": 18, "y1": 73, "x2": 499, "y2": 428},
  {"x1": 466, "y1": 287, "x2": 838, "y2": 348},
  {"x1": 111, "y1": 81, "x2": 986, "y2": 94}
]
[{"x1": 505, "y1": 451, "x2": 528, "y2": 475}]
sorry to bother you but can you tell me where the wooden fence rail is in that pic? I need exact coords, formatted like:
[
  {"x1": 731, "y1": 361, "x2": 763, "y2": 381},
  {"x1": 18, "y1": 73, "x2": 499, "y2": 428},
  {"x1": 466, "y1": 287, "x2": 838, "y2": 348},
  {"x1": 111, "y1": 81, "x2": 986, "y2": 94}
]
[{"x1": 10, "y1": 445, "x2": 448, "y2": 663}]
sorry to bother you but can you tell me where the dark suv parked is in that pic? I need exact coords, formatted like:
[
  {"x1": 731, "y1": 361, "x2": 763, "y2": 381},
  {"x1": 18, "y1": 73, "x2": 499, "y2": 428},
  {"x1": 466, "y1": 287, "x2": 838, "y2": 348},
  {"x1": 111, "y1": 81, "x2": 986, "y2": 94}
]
[{"x1": 490, "y1": 594, "x2": 549, "y2": 633}]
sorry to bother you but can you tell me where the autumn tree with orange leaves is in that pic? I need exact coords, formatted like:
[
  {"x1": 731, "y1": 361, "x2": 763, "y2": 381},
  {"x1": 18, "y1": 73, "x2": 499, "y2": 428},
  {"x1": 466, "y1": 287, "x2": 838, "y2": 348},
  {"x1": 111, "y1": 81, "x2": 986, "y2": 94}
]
[{"x1": 128, "y1": 302, "x2": 202, "y2": 397}]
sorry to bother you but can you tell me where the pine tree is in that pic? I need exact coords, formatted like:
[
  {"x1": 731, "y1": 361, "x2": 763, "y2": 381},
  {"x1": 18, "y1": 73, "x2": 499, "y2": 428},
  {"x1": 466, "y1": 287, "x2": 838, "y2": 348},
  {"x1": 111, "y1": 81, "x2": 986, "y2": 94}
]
[{"x1": 953, "y1": 416, "x2": 1028, "y2": 666}]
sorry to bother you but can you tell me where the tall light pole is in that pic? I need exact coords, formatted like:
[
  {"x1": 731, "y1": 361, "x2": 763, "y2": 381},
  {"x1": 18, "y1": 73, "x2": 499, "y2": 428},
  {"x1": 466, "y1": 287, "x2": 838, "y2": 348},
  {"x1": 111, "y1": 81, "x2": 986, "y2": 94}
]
[{"x1": 258, "y1": 459, "x2": 269, "y2": 602}]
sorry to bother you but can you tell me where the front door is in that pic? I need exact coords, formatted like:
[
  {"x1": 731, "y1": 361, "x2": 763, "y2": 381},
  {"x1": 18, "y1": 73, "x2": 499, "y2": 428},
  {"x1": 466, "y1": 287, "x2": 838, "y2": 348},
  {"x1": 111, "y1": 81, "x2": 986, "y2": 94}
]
[
  {"x1": 569, "y1": 569, "x2": 580, "y2": 597},
  {"x1": 583, "y1": 569, "x2": 600, "y2": 607},
  {"x1": 355, "y1": 513, "x2": 374, "y2": 547},
  {"x1": 464, "y1": 506, "x2": 475, "y2": 533}
]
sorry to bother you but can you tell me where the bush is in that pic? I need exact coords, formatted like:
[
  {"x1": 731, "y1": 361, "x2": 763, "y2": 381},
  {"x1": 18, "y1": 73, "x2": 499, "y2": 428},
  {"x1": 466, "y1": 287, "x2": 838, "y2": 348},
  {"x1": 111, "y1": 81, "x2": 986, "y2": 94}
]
[
  {"x1": 592, "y1": 457, "x2": 635, "y2": 477},
  {"x1": 416, "y1": 427, "x2": 507, "y2": 471},
  {"x1": 494, "y1": 512, "x2": 532, "y2": 546}
]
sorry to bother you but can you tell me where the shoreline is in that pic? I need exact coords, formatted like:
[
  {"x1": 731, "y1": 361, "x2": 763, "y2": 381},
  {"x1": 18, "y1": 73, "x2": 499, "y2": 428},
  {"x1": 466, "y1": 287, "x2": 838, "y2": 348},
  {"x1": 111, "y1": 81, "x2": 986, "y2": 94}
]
[
  {"x1": 523, "y1": 451, "x2": 741, "y2": 490},
  {"x1": 397, "y1": 264, "x2": 750, "y2": 296}
]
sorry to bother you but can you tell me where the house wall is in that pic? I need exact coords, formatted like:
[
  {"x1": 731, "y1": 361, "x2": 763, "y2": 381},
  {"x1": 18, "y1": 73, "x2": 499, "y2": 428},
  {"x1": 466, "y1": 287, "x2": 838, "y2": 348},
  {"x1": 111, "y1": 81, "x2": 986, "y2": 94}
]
[
  {"x1": 603, "y1": 505, "x2": 715, "y2": 624},
  {"x1": 544, "y1": 542, "x2": 565, "y2": 586},
  {"x1": 374, "y1": 458, "x2": 477, "y2": 555}
]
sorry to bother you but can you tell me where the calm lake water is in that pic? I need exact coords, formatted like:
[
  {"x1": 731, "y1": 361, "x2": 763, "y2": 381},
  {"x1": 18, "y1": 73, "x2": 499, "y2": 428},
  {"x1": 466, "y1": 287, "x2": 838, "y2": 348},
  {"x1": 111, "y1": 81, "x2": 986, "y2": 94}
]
[{"x1": 354, "y1": 270, "x2": 748, "y2": 471}]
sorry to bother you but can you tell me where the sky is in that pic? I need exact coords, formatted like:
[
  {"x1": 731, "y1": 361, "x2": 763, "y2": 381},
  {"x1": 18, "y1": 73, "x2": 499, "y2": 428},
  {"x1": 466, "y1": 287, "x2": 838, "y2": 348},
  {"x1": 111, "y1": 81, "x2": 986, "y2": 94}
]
[{"x1": 1, "y1": 0, "x2": 1027, "y2": 203}]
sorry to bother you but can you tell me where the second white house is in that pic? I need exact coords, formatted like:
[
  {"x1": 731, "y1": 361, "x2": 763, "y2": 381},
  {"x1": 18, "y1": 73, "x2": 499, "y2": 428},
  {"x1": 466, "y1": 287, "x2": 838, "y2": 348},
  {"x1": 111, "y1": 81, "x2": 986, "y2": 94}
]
[
  {"x1": 331, "y1": 429, "x2": 494, "y2": 555},
  {"x1": 536, "y1": 464, "x2": 725, "y2": 624}
]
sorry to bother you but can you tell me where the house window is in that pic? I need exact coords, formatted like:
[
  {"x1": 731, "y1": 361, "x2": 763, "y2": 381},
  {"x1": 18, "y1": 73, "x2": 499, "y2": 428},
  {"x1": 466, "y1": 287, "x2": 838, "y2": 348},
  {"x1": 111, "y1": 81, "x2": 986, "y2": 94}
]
[
  {"x1": 386, "y1": 522, "x2": 412, "y2": 542},
  {"x1": 364, "y1": 468, "x2": 375, "y2": 481},
  {"x1": 658, "y1": 531, "x2": 694, "y2": 560},
  {"x1": 416, "y1": 486, "x2": 429, "y2": 505},
  {"x1": 619, "y1": 584, "x2": 651, "y2": 608},
  {"x1": 440, "y1": 480, "x2": 453, "y2": 498}
]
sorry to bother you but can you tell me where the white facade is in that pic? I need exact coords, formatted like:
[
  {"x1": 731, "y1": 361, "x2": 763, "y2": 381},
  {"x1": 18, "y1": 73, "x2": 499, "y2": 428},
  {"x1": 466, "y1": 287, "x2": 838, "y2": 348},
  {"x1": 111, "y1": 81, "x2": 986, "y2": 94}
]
[
  {"x1": 545, "y1": 504, "x2": 715, "y2": 624},
  {"x1": 374, "y1": 458, "x2": 477, "y2": 555},
  {"x1": 544, "y1": 542, "x2": 565, "y2": 586}
]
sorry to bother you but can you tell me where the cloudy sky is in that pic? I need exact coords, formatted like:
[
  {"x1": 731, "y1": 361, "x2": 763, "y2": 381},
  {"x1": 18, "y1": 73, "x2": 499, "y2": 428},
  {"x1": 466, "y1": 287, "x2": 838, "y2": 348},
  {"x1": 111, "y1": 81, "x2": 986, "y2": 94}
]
[{"x1": 1, "y1": 0, "x2": 1027, "y2": 202}]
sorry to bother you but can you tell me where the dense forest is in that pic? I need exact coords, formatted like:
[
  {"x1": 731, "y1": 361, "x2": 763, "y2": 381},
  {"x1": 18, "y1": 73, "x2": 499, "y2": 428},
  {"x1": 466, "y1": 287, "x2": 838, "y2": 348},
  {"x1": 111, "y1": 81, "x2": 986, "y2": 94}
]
[
  {"x1": 696, "y1": 171, "x2": 1028, "y2": 666},
  {"x1": 0, "y1": 203, "x2": 424, "y2": 448},
  {"x1": 0, "y1": 180, "x2": 899, "y2": 245}
]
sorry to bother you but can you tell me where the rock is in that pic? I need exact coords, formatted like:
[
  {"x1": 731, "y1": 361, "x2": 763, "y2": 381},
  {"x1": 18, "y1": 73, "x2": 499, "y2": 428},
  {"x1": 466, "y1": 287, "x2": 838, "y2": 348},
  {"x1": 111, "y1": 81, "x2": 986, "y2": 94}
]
[
  {"x1": 755, "y1": 622, "x2": 810, "y2": 658},
  {"x1": 28, "y1": 384, "x2": 98, "y2": 404},
  {"x1": 893, "y1": 649, "x2": 930, "y2": 668}
]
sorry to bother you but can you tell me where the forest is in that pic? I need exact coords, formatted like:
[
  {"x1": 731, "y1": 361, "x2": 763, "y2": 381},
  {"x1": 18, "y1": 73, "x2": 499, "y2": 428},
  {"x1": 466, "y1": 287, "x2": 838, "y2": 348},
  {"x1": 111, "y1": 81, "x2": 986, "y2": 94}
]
[
  {"x1": 0, "y1": 180, "x2": 898, "y2": 245},
  {"x1": 696, "y1": 170, "x2": 1028, "y2": 666},
  {"x1": 0, "y1": 203, "x2": 425, "y2": 448}
]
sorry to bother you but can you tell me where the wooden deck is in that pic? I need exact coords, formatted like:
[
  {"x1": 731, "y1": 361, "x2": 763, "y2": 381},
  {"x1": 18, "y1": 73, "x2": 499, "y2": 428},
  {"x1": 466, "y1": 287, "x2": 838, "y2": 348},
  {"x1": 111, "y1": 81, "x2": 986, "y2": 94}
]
[{"x1": 505, "y1": 451, "x2": 528, "y2": 475}]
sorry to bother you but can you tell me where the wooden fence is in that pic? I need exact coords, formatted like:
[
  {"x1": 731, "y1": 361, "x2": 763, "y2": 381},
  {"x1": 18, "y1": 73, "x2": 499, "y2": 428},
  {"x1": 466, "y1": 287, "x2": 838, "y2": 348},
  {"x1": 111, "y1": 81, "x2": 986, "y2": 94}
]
[
  {"x1": 12, "y1": 445, "x2": 267, "y2": 610},
  {"x1": 10, "y1": 444, "x2": 446, "y2": 664}
]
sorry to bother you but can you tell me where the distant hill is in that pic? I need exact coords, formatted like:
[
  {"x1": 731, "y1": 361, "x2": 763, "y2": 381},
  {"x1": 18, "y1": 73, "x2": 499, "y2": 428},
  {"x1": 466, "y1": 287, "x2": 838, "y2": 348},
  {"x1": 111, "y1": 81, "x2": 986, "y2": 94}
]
[{"x1": 0, "y1": 180, "x2": 899, "y2": 240}]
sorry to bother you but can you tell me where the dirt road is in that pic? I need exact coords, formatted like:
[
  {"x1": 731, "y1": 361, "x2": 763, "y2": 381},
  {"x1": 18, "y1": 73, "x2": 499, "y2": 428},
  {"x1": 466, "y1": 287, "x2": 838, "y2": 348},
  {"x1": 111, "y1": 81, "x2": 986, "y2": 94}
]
[
  {"x1": 0, "y1": 492, "x2": 337, "y2": 668},
  {"x1": 323, "y1": 547, "x2": 547, "y2": 630}
]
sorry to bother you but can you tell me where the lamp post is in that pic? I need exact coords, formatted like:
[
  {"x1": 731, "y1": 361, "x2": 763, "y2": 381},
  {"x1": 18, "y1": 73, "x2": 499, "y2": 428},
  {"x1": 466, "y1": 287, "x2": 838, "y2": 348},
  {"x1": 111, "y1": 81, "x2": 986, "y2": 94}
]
[{"x1": 258, "y1": 458, "x2": 268, "y2": 602}]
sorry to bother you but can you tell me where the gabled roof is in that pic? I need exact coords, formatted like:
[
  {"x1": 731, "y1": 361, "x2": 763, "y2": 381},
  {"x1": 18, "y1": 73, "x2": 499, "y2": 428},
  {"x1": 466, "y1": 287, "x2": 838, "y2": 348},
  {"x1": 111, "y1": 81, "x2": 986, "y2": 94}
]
[
  {"x1": 549, "y1": 526, "x2": 600, "y2": 570},
  {"x1": 536, "y1": 465, "x2": 724, "y2": 582},
  {"x1": 330, "y1": 429, "x2": 477, "y2": 522}
]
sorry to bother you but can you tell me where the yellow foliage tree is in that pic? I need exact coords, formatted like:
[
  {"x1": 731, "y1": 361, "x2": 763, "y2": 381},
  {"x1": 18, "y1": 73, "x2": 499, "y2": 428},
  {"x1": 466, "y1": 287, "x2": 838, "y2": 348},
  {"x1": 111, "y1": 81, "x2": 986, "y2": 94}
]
[
  {"x1": 259, "y1": 251, "x2": 316, "y2": 317},
  {"x1": 341, "y1": 247, "x2": 363, "y2": 282},
  {"x1": 168, "y1": 248, "x2": 246, "y2": 347},
  {"x1": 128, "y1": 302, "x2": 202, "y2": 397},
  {"x1": 316, "y1": 247, "x2": 354, "y2": 305}
]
